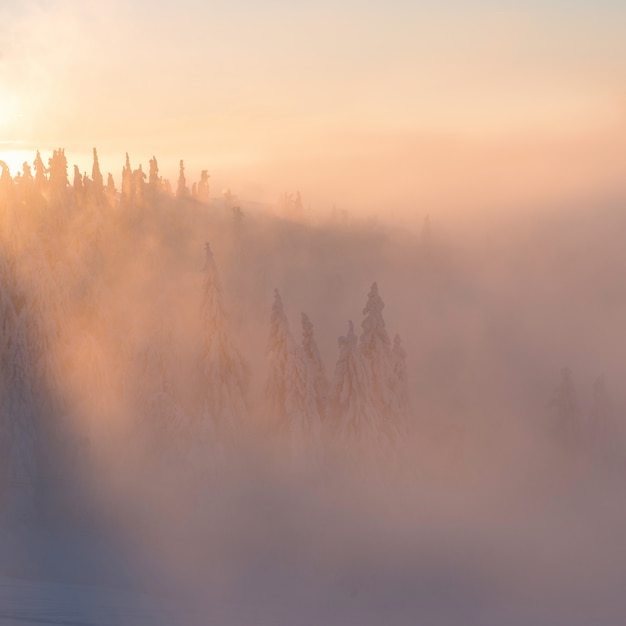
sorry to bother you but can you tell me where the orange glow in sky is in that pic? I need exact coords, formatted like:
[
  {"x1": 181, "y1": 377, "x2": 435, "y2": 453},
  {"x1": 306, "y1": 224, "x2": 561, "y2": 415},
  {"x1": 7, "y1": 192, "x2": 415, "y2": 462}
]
[{"x1": 1, "y1": 0, "x2": 625, "y2": 219}]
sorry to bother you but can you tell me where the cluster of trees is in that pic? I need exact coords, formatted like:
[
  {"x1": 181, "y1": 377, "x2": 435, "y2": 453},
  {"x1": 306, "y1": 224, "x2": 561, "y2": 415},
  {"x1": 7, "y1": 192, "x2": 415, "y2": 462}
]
[
  {"x1": 265, "y1": 281, "x2": 409, "y2": 451},
  {"x1": 0, "y1": 148, "x2": 208, "y2": 213},
  {"x1": 200, "y1": 240, "x2": 410, "y2": 453},
  {"x1": 1, "y1": 145, "x2": 620, "y2": 523},
  {"x1": 0, "y1": 148, "x2": 412, "y2": 520}
]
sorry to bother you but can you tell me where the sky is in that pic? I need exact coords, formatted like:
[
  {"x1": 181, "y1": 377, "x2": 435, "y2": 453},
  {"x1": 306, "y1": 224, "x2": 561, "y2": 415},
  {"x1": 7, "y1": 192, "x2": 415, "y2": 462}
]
[{"x1": 0, "y1": 0, "x2": 625, "y2": 217}]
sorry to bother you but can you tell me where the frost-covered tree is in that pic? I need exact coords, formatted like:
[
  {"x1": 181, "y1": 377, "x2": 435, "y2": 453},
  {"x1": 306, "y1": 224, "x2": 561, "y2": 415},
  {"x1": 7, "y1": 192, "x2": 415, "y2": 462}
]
[
  {"x1": 284, "y1": 343, "x2": 314, "y2": 442},
  {"x1": 33, "y1": 150, "x2": 47, "y2": 192},
  {"x1": 121, "y1": 152, "x2": 134, "y2": 207},
  {"x1": 20, "y1": 246, "x2": 67, "y2": 415},
  {"x1": 201, "y1": 242, "x2": 249, "y2": 439},
  {"x1": 133, "y1": 165, "x2": 146, "y2": 208},
  {"x1": 105, "y1": 173, "x2": 116, "y2": 209},
  {"x1": 359, "y1": 282, "x2": 401, "y2": 427},
  {"x1": 73, "y1": 165, "x2": 83, "y2": 206},
  {"x1": 147, "y1": 156, "x2": 162, "y2": 200},
  {"x1": 0, "y1": 161, "x2": 12, "y2": 207},
  {"x1": 331, "y1": 320, "x2": 383, "y2": 446},
  {"x1": 16, "y1": 162, "x2": 34, "y2": 204},
  {"x1": 48, "y1": 149, "x2": 69, "y2": 206},
  {"x1": 197, "y1": 170, "x2": 210, "y2": 203},
  {"x1": 266, "y1": 289, "x2": 296, "y2": 432},
  {"x1": 5, "y1": 313, "x2": 38, "y2": 484},
  {"x1": 91, "y1": 148, "x2": 105, "y2": 205},
  {"x1": 264, "y1": 293, "x2": 323, "y2": 443},
  {"x1": 176, "y1": 160, "x2": 188, "y2": 199},
  {"x1": 148, "y1": 156, "x2": 159, "y2": 187},
  {"x1": 301, "y1": 313, "x2": 328, "y2": 422}
]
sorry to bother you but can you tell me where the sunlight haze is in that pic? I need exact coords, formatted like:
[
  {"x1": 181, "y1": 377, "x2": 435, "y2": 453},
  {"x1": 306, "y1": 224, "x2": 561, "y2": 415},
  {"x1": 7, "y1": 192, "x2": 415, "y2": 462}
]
[{"x1": 1, "y1": 0, "x2": 625, "y2": 218}]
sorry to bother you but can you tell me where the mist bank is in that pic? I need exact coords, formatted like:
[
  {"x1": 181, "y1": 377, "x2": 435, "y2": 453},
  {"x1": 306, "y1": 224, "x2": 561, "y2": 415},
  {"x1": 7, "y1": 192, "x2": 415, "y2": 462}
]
[{"x1": 0, "y1": 148, "x2": 625, "y2": 624}]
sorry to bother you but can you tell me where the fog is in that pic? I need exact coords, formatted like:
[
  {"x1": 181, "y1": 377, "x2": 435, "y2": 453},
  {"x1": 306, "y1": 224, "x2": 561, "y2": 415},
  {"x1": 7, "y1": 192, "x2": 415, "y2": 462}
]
[{"x1": 0, "y1": 150, "x2": 626, "y2": 624}]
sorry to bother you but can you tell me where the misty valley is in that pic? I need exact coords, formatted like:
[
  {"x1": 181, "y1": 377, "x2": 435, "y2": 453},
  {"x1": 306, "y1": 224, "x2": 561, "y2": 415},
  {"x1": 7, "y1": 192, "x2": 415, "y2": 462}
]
[{"x1": 0, "y1": 149, "x2": 625, "y2": 625}]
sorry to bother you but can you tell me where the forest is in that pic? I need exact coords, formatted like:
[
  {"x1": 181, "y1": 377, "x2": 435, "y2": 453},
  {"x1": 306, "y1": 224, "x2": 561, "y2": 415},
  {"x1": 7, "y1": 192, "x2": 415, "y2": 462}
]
[{"x1": 0, "y1": 148, "x2": 625, "y2": 624}]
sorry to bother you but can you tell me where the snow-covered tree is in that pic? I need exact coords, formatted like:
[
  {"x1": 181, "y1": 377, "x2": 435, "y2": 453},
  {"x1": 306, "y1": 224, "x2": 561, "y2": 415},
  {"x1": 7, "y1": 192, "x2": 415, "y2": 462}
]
[
  {"x1": 0, "y1": 162, "x2": 12, "y2": 211},
  {"x1": 264, "y1": 294, "x2": 323, "y2": 445},
  {"x1": 197, "y1": 170, "x2": 210, "y2": 203},
  {"x1": 91, "y1": 148, "x2": 105, "y2": 206},
  {"x1": 47, "y1": 148, "x2": 69, "y2": 207},
  {"x1": 73, "y1": 165, "x2": 83, "y2": 206},
  {"x1": 33, "y1": 150, "x2": 47, "y2": 192},
  {"x1": 301, "y1": 313, "x2": 328, "y2": 422},
  {"x1": 201, "y1": 242, "x2": 249, "y2": 439},
  {"x1": 16, "y1": 162, "x2": 34, "y2": 204},
  {"x1": 5, "y1": 312, "x2": 38, "y2": 484},
  {"x1": 121, "y1": 153, "x2": 134, "y2": 207},
  {"x1": 147, "y1": 156, "x2": 162, "y2": 200},
  {"x1": 330, "y1": 320, "x2": 383, "y2": 446},
  {"x1": 133, "y1": 165, "x2": 146, "y2": 208},
  {"x1": 266, "y1": 289, "x2": 295, "y2": 432},
  {"x1": 359, "y1": 282, "x2": 407, "y2": 435},
  {"x1": 176, "y1": 160, "x2": 188, "y2": 199},
  {"x1": 105, "y1": 173, "x2": 116, "y2": 209}
]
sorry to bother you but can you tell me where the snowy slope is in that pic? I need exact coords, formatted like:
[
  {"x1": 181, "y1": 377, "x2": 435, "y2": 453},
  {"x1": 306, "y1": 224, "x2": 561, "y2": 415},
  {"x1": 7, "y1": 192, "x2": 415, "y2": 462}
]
[{"x1": 0, "y1": 577, "x2": 173, "y2": 626}]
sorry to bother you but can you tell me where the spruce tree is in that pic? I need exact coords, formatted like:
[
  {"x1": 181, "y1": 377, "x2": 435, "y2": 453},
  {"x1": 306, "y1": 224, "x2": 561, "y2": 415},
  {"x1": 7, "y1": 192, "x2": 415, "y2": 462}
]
[
  {"x1": 91, "y1": 148, "x2": 105, "y2": 205},
  {"x1": 266, "y1": 289, "x2": 295, "y2": 432},
  {"x1": 331, "y1": 320, "x2": 381, "y2": 445},
  {"x1": 33, "y1": 150, "x2": 47, "y2": 192},
  {"x1": 201, "y1": 242, "x2": 249, "y2": 439},
  {"x1": 301, "y1": 313, "x2": 328, "y2": 421},
  {"x1": 121, "y1": 153, "x2": 134, "y2": 207},
  {"x1": 176, "y1": 160, "x2": 188, "y2": 199}
]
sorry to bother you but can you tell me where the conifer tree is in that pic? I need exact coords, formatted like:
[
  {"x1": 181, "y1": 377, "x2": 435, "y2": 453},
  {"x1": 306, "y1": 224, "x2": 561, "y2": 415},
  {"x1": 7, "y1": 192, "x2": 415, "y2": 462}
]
[
  {"x1": 48, "y1": 149, "x2": 69, "y2": 204},
  {"x1": 0, "y1": 161, "x2": 13, "y2": 206},
  {"x1": 33, "y1": 150, "x2": 47, "y2": 191},
  {"x1": 360, "y1": 282, "x2": 396, "y2": 420},
  {"x1": 148, "y1": 156, "x2": 159, "y2": 187},
  {"x1": 73, "y1": 165, "x2": 83, "y2": 206},
  {"x1": 201, "y1": 242, "x2": 249, "y2": 438},
  {"x1": 176, "y1": 160, "x2": 188, "y2": 199},
  {"x1": 91, "y1": 148, "x2": 105, "y2": 205},
  {"x1": 197, "y1": 170, "x2": 210, "y2": 203},
  {"x1": 5, "y1": 313, "x2": 38, "y2": 484},
  {"x1": 17, "y1": 162, "x2": 34, "y2": 203},
  {"x1": 121, "y1": 153, "x2": 134, "y2": 207},
  {"x1": 331, "y1": 320, "x2": 382, "y2": 445},
  {"x1": 133, "y1": 165, "x2": 146, "y2": 208},
  {"x1": 266, "y1": 289, "x2": 296, "y2": 431},
  {"x1": 105, "y1": 173, "x2": 116, "y2": 209},
  {"x1": 301, "y1": 313, "x2": 328, "y2": 421}
]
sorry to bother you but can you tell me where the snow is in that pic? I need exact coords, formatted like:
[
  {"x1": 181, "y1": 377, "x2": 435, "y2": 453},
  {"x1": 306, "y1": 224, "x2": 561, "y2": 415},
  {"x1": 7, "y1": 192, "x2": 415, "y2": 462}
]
[{"x1": 0, "y1": 577, "x2": 173, "y2": 626}]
